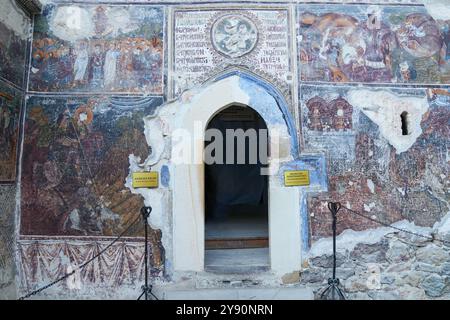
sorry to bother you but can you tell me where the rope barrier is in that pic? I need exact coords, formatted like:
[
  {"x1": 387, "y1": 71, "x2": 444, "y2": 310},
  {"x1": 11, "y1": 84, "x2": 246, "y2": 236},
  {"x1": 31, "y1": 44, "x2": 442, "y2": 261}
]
[
  {"x1": 18, "y1": 214, "x2": 142, "y2": 300},
  {"x1": 18, "y1": 200, "x2": 448, "y2": 299},
  {"x1": 17, "y1": 107, "x2": 161, "y2": 300},
  {"x1": 341, "y1": 205, "x2": 450, "y2": 246}
]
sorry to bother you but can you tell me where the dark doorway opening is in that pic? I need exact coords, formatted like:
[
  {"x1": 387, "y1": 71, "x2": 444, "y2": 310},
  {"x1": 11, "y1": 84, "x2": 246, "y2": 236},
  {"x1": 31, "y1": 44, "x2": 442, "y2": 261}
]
[
  {"x1": 400, "y1": 111, "x2": 409, "y2": 136},
  {"x1": 204, "y1": 105, "x2": 269, "y2": 272}
]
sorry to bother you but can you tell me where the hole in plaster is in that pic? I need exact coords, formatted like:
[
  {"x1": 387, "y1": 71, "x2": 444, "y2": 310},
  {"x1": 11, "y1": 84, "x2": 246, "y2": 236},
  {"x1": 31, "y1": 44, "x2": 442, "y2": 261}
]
[{"x1": 400, "y1": 111, "x2": 410, "y2": 136}]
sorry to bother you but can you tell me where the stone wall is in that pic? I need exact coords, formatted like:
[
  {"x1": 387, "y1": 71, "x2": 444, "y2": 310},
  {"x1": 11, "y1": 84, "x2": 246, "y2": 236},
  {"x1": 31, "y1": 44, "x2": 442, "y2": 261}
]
[{"x1": 300, "y1": 217, "x2": 450, "y2": 299}]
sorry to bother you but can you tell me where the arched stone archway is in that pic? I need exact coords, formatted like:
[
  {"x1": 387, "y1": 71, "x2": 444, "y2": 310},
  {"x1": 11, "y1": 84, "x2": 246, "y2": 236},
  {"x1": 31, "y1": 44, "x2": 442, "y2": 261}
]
[{"x1": 167, "y1": 72, "x2": 303, "y2": 275}]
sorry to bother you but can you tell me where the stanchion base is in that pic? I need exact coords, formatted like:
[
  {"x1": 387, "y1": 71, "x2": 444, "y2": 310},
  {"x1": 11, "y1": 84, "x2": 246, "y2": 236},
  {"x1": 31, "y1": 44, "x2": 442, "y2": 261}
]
[
  {"x1": 137, "y1": 284, "x2": 159, "y2": 300},
  {"x1": 320, "y1": 278, "x2": 346, "y2": 300}
]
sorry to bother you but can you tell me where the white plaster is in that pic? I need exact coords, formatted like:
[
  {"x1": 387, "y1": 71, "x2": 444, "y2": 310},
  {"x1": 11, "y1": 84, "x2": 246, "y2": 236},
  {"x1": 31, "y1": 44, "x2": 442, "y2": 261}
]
[
  {"x1": 0, "y1": 0, "x2": 30, "y2": 39},
  {"x1": 269, "y1": 187, "x2": 302, "y2": 275},
  {"x1": 363, "y1": 202, "x2": 375, "y2": 212},
  {"x1": 124, "y1": 154, "x2": 171, "y2": 269},
  {"x1": 347, "y1": 89, "x2": 429, "y2": 154},
  {"x1": 142, "y1": 117, "x2": 165, "y2": 167},
  {"x1": 308, "y1": 220, "x2": 433, "y2": 258},
  {"x1": 433, "y1": 211, "x2": 450, "y2": 236},
  {"x1": 50, "y1": 6, "x2": 94, "y2": 42},
  {"x1": 397, "y1": 187, "x2": 406, "y2": 196},
  {"x1": 367, "y1": 179, "x2": 375, "y2": 194},
  {"x1": 48, "y1": 5, "x2": 161, "y2": 42},
  {"x1": 422, "y1": 0, "x2": 450, "y2": 21}
]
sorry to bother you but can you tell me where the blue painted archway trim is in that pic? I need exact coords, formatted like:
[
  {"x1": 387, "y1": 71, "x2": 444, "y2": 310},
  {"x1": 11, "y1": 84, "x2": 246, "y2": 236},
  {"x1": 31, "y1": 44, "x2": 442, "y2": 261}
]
[{"x1": 213, "y1": 70, "x2": 300, "y2": 158}]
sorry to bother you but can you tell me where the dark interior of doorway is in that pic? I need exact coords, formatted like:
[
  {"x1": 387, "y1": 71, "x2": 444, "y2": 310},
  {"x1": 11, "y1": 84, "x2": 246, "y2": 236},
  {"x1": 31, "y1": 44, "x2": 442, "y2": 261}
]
[{"x1": 204, "y1": 105, "x2": 269, "y2": 273}]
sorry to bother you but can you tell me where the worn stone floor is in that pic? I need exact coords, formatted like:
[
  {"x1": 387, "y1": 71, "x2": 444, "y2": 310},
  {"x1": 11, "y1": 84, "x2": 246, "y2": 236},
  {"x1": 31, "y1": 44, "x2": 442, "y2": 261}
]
[
  {"x1": 158, "y1": 287, "x2": 314, "y2": 300},
  {"x1": 205, "y1": 248, "x2": 270, "y2": 273}
]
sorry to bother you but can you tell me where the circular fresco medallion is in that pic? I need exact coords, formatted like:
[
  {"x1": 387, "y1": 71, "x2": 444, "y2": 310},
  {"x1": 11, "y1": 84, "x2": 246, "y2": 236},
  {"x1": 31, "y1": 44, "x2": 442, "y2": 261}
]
[{"x1": 211, "y1": 14, "x2": 258, "y2": 58}]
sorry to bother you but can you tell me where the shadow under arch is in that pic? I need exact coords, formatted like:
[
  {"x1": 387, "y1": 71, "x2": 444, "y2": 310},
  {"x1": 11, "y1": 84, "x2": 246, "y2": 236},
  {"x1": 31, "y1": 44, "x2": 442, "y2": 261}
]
[{"x1": 204, "y1": 68, "x2": 299, "y2": 158}]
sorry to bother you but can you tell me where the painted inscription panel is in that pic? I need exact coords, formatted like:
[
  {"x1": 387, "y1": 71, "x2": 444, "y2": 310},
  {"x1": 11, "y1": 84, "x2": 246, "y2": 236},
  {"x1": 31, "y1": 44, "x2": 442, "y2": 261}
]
[
  {"x1": 173, "y1": 8, "x2": 291, "y2": 96},
  {"x1": 298, "y1": 4, "x2": 450, "y2": 84},
  {"x1": 20, "y1": 95, "x2": 163, "y2": 236},
  {"x1": 29, "y1": 4, "x2": 164, "y2": 94},
  {"x1": 0, "y1": 81, "x2": 22, "y2": 182}
]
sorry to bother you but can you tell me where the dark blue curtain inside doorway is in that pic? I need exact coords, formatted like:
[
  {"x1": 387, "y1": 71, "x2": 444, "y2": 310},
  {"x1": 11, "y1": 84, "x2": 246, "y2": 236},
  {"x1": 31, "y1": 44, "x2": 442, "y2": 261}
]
[{"x1": 205, "y1": 106, "x2": 268, "y2": 221}]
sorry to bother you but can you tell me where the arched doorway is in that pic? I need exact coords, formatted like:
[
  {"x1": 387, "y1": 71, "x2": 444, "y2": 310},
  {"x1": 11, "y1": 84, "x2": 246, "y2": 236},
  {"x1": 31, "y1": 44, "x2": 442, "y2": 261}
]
[
  {"x1": 170, "y1": 72, "x2": 302, "y2": 276},
  {"x1": 204, "y1": 105, "x2": 269, "y2": 272}
]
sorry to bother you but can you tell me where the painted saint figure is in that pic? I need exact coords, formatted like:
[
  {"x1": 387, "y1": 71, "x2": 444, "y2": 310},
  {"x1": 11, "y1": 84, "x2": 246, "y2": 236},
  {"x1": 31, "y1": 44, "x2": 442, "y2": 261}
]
[
  {"x1": 73, "y1": 42, "x2": 89, "y2": 85},
  {"x1": 223, "y1": 22, "x2": 255, "y2": 55},
  {"x1": 213, "y1": 15, "x2": 258, "y2": 58},
  {"x1": 104, "y1": 42, "x2": 120, "y2": 89},
  {"x1": 132, "y1": 46, "x2": 148, "y2": 86},
  {"x1": 89, "y1": 44, "x2": 105, "y2": 88}
]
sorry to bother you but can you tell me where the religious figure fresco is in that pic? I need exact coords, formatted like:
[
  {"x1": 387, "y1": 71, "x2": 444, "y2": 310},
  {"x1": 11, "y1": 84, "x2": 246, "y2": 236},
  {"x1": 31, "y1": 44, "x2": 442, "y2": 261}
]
[
  {"x1": 305, "y1": 96, "x2": 353, "y2": 132},
  {"x1": 298, "y1": 4, "x2": 450, "y2": 84},
  {"x1": 21, "y1": 96, "x2": 163, "y2": 236},
  {"x1": 300, "y1": 85, "x2": 449, "y2": 238},
  {"x1": 29, "y1": 5, "x2": 164, "y2": 93},
  {"x1": 211, "y1": 14, "x2": 258, "y2": 58},
  {"x1": 0, "y1": 22, "x2": 28, "y2": 87},
  {"x1": 0, "y1": 83, "x2": 21, "y2": 182}
]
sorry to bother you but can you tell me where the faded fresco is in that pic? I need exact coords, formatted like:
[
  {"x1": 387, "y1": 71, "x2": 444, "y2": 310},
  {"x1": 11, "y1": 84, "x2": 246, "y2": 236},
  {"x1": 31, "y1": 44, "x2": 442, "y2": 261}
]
[
  {"x1": 18, "y1": 237, "x2": 165, "y2": 293},
  {"x1": 301, "y1": 86, "x2": 358, "y2": 176},
  {"x1": 0, "y1": 82, "x2": 22, "y2": 182},
  {"x1": 20, "y1": 95, "x2": 164, "y2": 237},
  {"x1": 298, "y1": 4, "x2": 450, "y2": 84},
  {"x1": 0, "y1": 185, "x2": 16, "y2": 297},
  {"x1": 0, "y1": 21, "x2": 27, "y2": 87},
  {"x1": 29, "y1": 5, "x2": 164, "y2": 93},
  {"x1": 300, "y1": 86, "x2": 449, "y2": 240},
  {"x1": 211, "y1": 14, "x2": 258, "y2": 58}
]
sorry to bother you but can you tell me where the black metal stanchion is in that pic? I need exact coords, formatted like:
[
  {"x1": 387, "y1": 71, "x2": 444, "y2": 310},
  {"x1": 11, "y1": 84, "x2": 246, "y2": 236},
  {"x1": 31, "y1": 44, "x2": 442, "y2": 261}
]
[
  {"x1": 137, "y1": 206, "x2": 158, "y2": 300},
  {"x1": 320, "y1": 201, "x2": 346, "y2": 300}
]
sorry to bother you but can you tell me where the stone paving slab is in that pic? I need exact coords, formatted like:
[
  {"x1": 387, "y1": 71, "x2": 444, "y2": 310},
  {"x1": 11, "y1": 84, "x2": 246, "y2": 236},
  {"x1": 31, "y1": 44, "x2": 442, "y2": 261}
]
[{"x1": 159, "y1": 287, "x2": 314, "y2": 300}]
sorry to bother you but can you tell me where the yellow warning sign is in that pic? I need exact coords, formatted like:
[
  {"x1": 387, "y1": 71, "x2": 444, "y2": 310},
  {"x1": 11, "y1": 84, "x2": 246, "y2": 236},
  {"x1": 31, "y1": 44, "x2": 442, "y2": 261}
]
[
  {"x1": 132, "y1": 172, "x2": 159, "y2": 188},
  {"x1": 284, "y1": 170, "x2": 310, "y2": 187}
]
